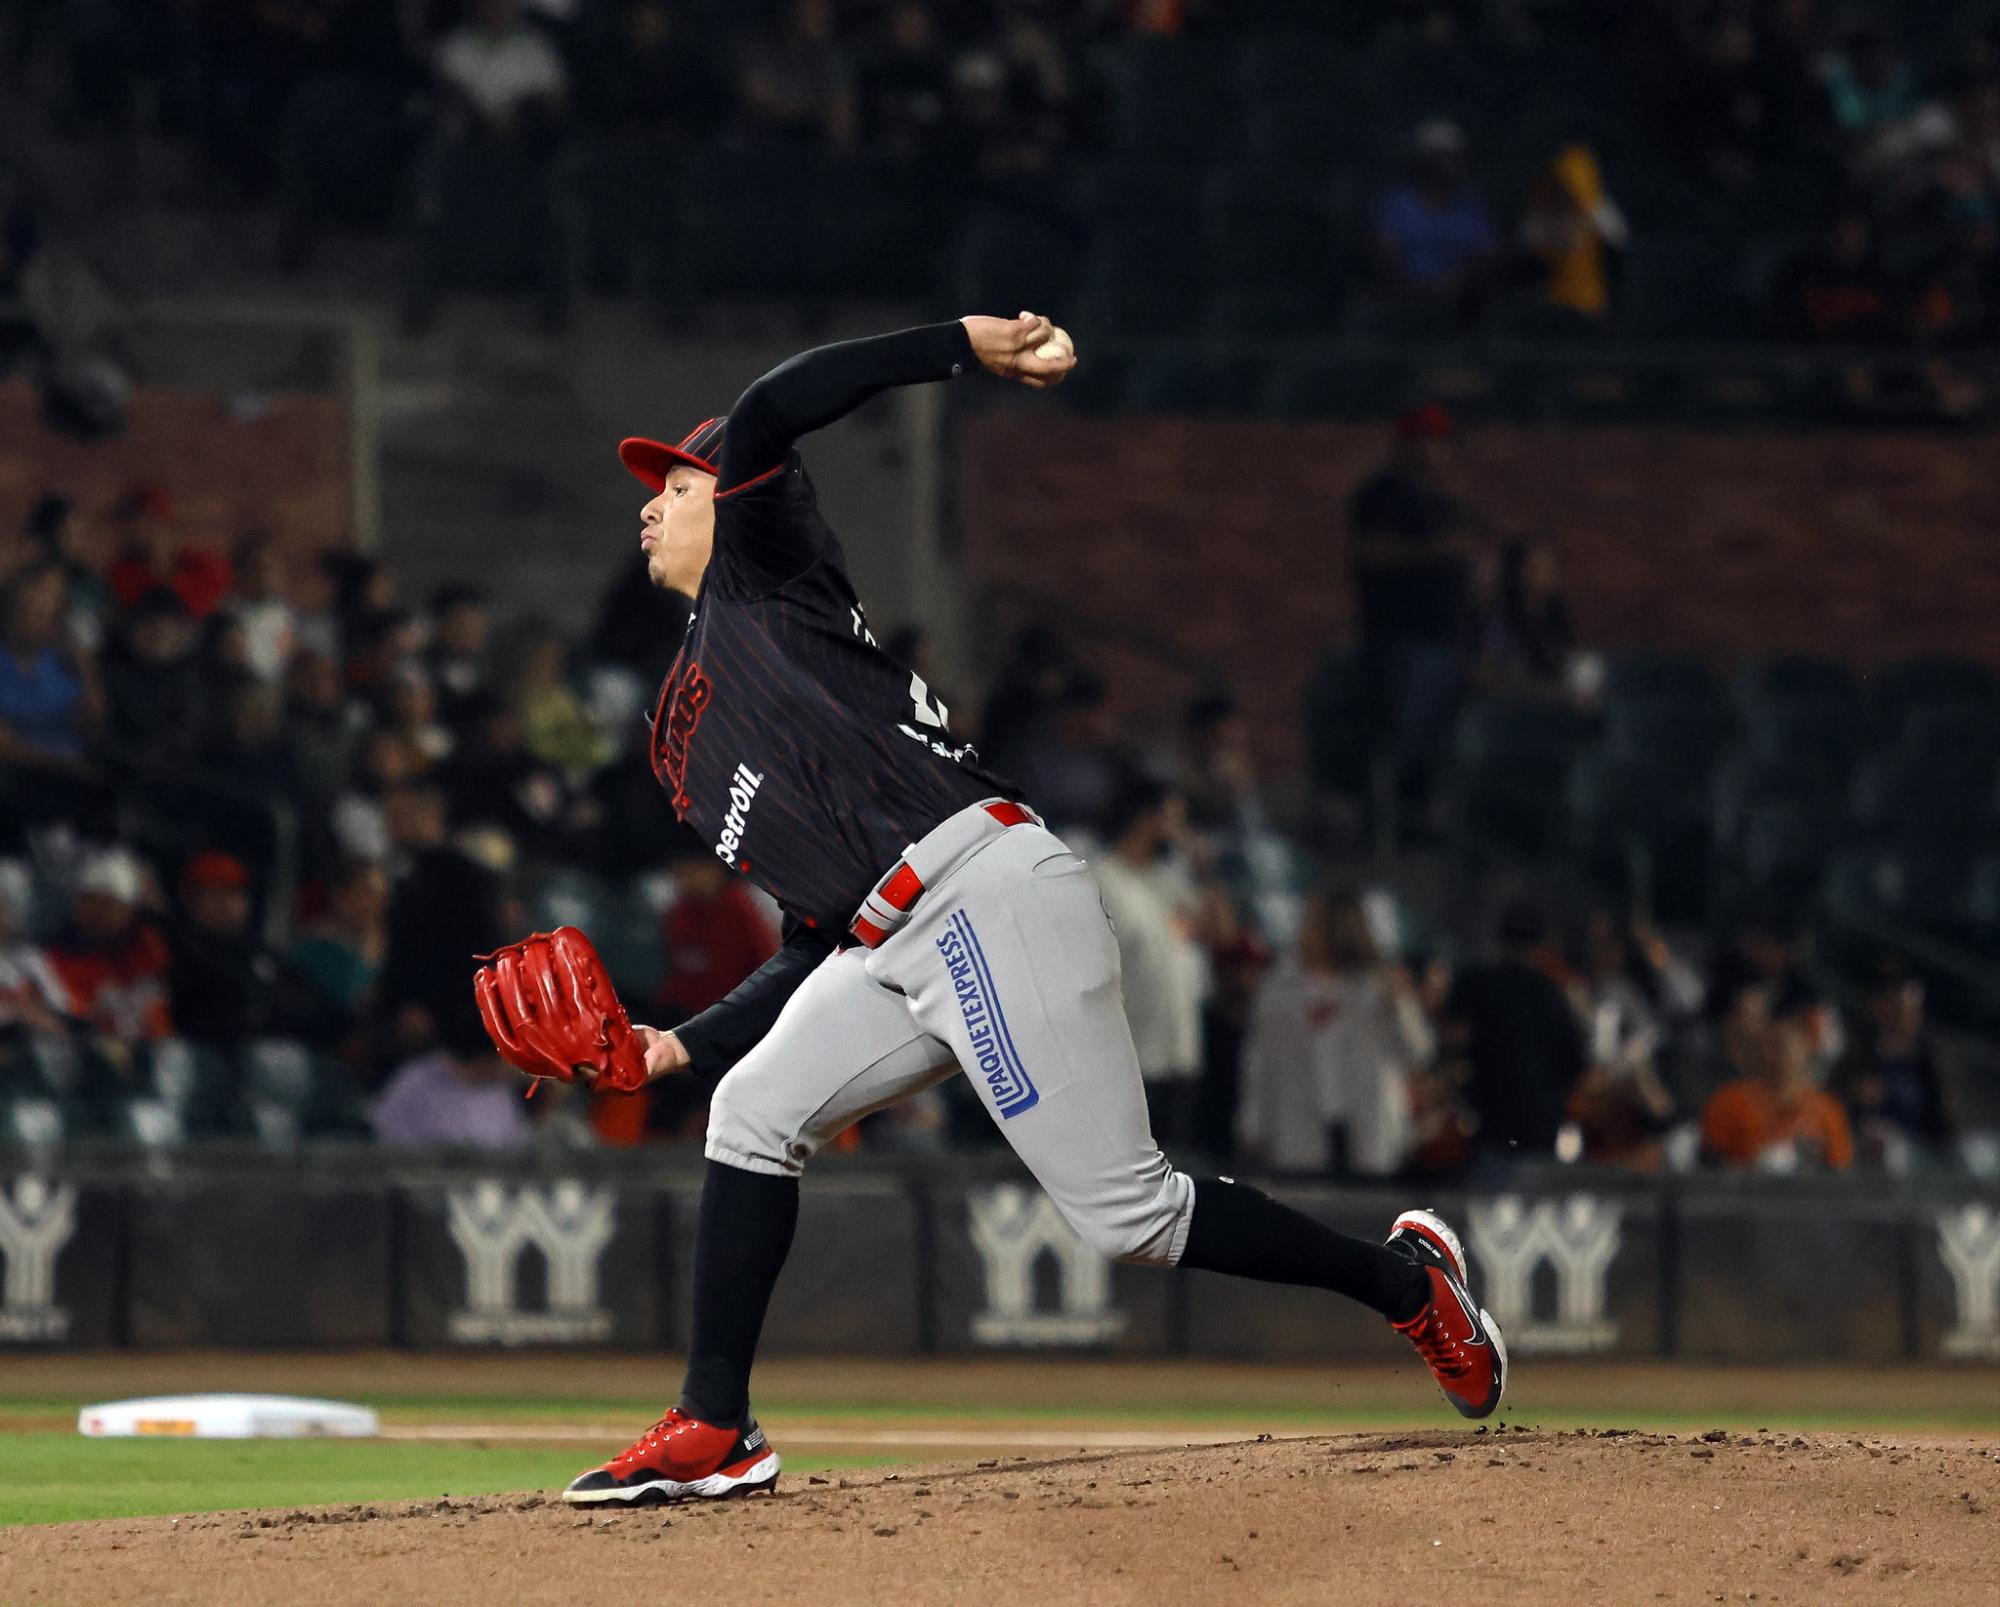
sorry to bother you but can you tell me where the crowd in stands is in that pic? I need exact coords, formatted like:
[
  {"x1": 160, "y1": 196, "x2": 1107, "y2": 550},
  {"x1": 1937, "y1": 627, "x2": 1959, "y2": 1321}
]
[
  {"x1": 7, "y1": 1, "x2": 1998, "y2": 363},
  {"x1": 0, "y1": 481, "x2": 1986, "y2": 1176}
]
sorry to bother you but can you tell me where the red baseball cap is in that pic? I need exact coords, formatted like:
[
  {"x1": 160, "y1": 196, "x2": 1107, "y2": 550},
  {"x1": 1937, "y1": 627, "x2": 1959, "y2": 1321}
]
[
  {"x1": 182, "y1": 850, "x2": 251, "y2": 892},
  {"x1": 618, "y1": 417, "x2": 728, "y2": 491}
]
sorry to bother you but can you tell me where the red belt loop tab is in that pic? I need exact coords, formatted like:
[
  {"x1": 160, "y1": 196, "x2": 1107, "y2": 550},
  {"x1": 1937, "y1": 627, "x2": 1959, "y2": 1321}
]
[{"x1": 848, "y1": 797, "x2": 1040, "y2": 948}]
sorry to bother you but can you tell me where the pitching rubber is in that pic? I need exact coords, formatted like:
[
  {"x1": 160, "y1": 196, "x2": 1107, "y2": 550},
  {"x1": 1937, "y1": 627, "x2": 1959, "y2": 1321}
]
[{"x1": 559, "y1": 1451, "x2": 782, "y2": 1506}]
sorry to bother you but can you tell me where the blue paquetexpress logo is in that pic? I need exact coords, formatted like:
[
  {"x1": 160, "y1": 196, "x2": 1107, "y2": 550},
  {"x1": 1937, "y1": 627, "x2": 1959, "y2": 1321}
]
[{"x1": 936, "y1": 911, "x2": 1039, "y2": 1119}]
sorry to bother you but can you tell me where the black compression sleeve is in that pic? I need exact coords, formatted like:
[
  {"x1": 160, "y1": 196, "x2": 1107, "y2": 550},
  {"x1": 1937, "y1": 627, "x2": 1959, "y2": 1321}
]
[
  {"x1": 719, "y1": 321, "x2": 975, "y2": 492},
  {"x1": 671, "y1": 919, "x2": 840, "y2": 1079}
]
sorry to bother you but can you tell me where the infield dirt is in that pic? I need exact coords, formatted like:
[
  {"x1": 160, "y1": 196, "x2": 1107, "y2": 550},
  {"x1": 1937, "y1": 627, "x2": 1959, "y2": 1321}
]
[{"x1": 8, "y1": 1428, "x2": 1998, "y2": 1606}]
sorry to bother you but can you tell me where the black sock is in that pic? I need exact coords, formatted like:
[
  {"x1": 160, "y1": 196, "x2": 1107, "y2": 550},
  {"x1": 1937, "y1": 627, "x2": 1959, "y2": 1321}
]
[
  {"x1": 678, "y1": 1160, "x2": 799, "y2": 1425},
  {"x1": 1178, "y1": 1177, "x2": 1430, "y2": 1323}
]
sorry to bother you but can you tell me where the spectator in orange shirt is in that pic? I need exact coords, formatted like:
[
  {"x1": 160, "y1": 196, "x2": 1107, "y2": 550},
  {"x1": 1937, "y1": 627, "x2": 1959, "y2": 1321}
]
[
  {"x1": 42, "y1": 850, "x2": 174, "y2": 1040},
  {"x1": 1701, "y1": 985, "x2": 1853, "y2": 1172}
]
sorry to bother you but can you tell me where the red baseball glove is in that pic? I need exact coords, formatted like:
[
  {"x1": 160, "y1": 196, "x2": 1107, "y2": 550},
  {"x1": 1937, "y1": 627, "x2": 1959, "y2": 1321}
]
[{"x1": 472, "y1": 926, "x2": 650, "y2": 1094}]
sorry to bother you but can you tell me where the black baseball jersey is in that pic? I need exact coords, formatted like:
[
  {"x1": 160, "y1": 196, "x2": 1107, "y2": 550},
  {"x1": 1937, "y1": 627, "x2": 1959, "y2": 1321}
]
[
  {"x1": 650, "y1": 459, "x2": 1013, "y2": 934},
  {"x1": 640, "y1": 324, "x2": 1024, "y2": 1086}
]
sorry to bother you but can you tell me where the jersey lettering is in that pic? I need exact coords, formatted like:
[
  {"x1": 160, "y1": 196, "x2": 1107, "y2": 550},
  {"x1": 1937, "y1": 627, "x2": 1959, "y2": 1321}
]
[{"x1": 650, "y1": 658, "x2": 713, "y2": 813}]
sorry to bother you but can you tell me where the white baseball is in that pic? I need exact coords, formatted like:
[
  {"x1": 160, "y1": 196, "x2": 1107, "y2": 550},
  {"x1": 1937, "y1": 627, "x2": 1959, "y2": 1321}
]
[{"x1": 1034, "y1": 326, "x2": 1074, "y2": 361}]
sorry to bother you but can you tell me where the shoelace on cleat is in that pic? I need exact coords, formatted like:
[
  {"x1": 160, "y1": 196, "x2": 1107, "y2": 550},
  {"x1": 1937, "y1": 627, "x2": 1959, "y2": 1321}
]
[
  {"x1": 1404, "y1": 1300, "x2": 1473, "y2": 1380},
  {"x1": 608, "y1": 1409, "x2": 700, "y2": 1473}
]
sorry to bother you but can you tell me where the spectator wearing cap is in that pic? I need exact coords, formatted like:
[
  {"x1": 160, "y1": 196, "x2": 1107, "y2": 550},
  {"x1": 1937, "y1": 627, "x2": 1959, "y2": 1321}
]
[
  {"x1": 1828, "y1": 956, "x2": 1957, "y2": 1166},
  {"x1": 44, "y1": 851, "x2": 173, "y2": 1040},
  {"x1": 371, "y1": 1014, "x2": 534, "y2": 1150},
  {"x1": 1437, "y1": 901, "x2": 1588, "y2": 1169},
  {"x1": 104, "y1": 487, "x2": 233, "y2": 619},
  {"x1": 1368, "y1": 119, "x2": 1498, "y2": 324},
  {"x1": 1089, "y1": 776, "x2": 1204, "y2": 1154},
  {"x1": 168, "y1": 851, "x2": 274, "y2": 1049},
  {"x1": 1701, "y1": 986, "x2": 1854, "y2": 1171}
]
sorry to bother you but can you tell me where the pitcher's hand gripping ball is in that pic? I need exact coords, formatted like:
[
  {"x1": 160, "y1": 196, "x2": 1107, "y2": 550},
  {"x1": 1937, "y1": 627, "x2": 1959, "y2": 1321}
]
[{"x1": 473, "y1": 926, "x2": 650, "y2": 1093}]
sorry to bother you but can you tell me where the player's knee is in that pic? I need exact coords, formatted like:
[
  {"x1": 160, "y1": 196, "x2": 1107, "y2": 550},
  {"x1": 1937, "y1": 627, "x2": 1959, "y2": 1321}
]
[
  {"x1": 1071, "y1": 1171, "x2": 1194, "y2": 1267},
  {"x1": 704, "y1": 1072, "x2": 807, "y2": 1176}
]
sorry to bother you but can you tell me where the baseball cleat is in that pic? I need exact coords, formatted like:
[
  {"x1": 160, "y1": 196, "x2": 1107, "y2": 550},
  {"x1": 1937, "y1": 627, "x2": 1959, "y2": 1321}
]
[
  {"x1": 561, "y1": 1409, "x2": 780, "y2": 1505},
  {"x1": 1386, "y1": 1208, "x2": 1508, "y2": 1420}
]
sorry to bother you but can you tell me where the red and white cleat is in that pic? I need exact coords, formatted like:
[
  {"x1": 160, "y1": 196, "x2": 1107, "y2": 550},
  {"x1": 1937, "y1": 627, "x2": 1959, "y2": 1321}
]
[
  {"x1": 561, "y1": 1408, "x2": 780, "y2": 1506},
  {"x1": 1386, "y1": 1209, "x2": 1509, "y2": 1420}
]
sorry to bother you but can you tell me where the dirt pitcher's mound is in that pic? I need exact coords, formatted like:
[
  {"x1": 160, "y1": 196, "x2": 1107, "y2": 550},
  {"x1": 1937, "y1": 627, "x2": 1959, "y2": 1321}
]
[{"x1": 10, "y1": 1430, "x2": 1999, "y2": 1606}]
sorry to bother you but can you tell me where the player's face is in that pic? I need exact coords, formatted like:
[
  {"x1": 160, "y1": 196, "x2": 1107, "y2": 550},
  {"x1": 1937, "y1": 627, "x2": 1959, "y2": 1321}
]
[{"x1": 640, "y1": 466, "x2": 717, "y2": 596}]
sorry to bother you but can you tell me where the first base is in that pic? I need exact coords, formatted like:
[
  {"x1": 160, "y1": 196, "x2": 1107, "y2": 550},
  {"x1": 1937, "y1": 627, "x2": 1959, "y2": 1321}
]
[{"x1": 77, "y1": 1394, "x2": 380, "y2": 1438}]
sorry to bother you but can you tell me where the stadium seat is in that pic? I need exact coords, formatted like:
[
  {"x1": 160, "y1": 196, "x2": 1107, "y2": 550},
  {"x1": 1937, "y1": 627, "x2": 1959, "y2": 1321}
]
[
  {"x1": 1901, "y1": 701, "x2": 2000, "y2": 765},
  {"x1": 1623, "y1": 237, "x2": 1749, "y2": 338},
  {"x1": 1823, "y1": 844, "x2": 1980, "y2": 937},
  {"x1": 1710, "y1": 750, "x2": 1840, "y2": 856},
  {"x1": 1849, "y1": 750, "x2": 2000, "y2": 842},
  {"x1": 1604, "y1": 698, "x2": 1725, "y2": 779},
  {"x1": 143, "y1": 1039, "x2": 239, "y2": 1138},
  {"x1": 0, "y1": 1095, "x2": 64, "y2": 1148},
  {"x1": 1120, "y1": 352, "x2": 1266, "y2": 417},
  {"x1": 1601, "y1": 651, "x2": 1722, "y2": 713},
  {"x1": 1866, "y1": 656, "x2": 1998, "y2": 729},
  {"x1": 243, "y1": 1039, "x2": 365, "y2": 1147},
  {"x1": 1743, "y1": 698, "x2": 1864, "y2": 779},
  {"x1": 1565, "y1": 752, "x2": 1712, "y2": 915},
  {"x1": 1743, "y1": 798, "x2": 1849, "y2": 900},
  {"x1": 114, "y1": 1095, "x2": 186, "y2": 1148},
  {"x1": 1200, "y1": 165, "x2": 1344, "y2": 294},
  {"x1": 1733, "y1": 654, "x2": 1859, "y2": 714},
  {"x1": 1449, "y1": 699, "x2": 1600, "y2": 851}
]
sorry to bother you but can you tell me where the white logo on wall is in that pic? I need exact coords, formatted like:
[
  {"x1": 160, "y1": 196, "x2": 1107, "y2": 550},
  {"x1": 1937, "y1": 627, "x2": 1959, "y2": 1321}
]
[
  {"x1": 967, "y1": 1185, "x2": 1126, "y2": 1346},
  {"x1": 445, "y1": 1181, "x2": 616, "y2": 1345},
  {"x1": 1936, "y1": 1204, "x2": 2000, "y2": 1362},
  {"x1": 0, "y1": 1176, "x2": 76, "y2": 1343},
  {"x1": 1467, "y1": 1194, "x2": 1623, "y2": 1355}
]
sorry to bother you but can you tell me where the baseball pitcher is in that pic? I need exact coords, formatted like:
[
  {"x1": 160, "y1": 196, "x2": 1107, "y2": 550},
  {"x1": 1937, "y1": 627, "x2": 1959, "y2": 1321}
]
[{"x1": 474, "y1": 314, "x2": 1507, "y2": 1506}]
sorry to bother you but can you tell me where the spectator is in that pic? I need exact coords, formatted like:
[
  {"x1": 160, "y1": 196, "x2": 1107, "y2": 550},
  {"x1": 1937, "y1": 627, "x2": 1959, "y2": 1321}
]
[
  {"x1": 288, "y1": 857, "x2": 390, "y2": 1031},
  {"x1": 978, "y1": 624, "x2": 1075, "y2": 778},
  {"x1": 379, "y1": 664, "x2": 454, "y2": 774},
  {"x1": 0, "y1": 561, "x2": 100, "y2": 772},
  {"x1": 1516, "y1": 143, "x2": 1629, "y2": 329},
  {"x1": 1237, "y1": 891, "x2": 1430, "y2": 1177},
  {"x1": 284, "y1": 646, "x2": 363, "y2": 876},
  {"x1": 1012, "y1": 670, "x2": 1125, "y2": 833},
  {"x1": 1828, "y1": 954, "x2": 1957, "y2": 1165},
  {"x1": 372, "y1": 1018, "x2": 533, "y2": 1150},
  {"x1": 433, "y1": 0, "x2": 568, "y2": 144},
  {"x1": 43, "y1": 850, "x2": 172, "y2": 1040},
  {"x1": 858, "y1": 1, "x2": 952, "y2": 165},
  {"x1": 22, "y1": 494, "x2": 110, "y2": 653},
  {"x1": 425, "y1": 583, "x2": 492, "y2": 733},
  {"x1": 103, "y1": 488, "x2": 233, "y2": 619},
  {"x1": 1819, "y1": 19, "x2": 1917, "y2": 147},
  {"x1": 1702, "y1": 986, "x2": 1854, "y2": 1171},
  {"x1": 226, "y1": 534, "x2": 296, "y2": 683},
  {"x1": 1565, "y1": 912, "x2": 1677, "y2": 1169},
  {"x1": 290, "y1": 553, "x2": 344, "y2": 660},
  {"x1": 734, "y1": 0, "x2": 858, "y2": 151},
  {"x1": 332, "y1": 728, "x2": 417, "y2": 864},
  {"x1": 1438, "y1": 901, "x2": 1587, "y2": 1168},
  {"x1": 1349, "y1": 405, "x2": 1478, "y2": 780},
  {"x1": 1774, "y1": 205, "x2": 1899, "y2": 341},
  {"x1": 168, "y1": 850, "x2": 316, "y2": 1049},
  {"x1": 1088, "y1": 777, "x2": 1203, "y2": 1152},
  {"x1": 376, "y1": 796, "x2": 510, "y2": 1062},
  {"x1": 0, "y1": 870, "x2": 69, "y2": 1037},
  {"x1": 1369, "y1": 119, "x2": 1498, "y2": 321},
  {"x1": 497, "y1": 620, "x2": 614, "y2": 777},
  {"x1": 101, "y1": 587, "x2": 201, "y2": 768},
  {"x1": 441, "y1": 693, "x2": 570, "y2": 848},
  {"x1": 199, "y1": 681, "x2": 294, "y2": 800},
  {"x1": 1468, "y1": 540, "x2": 1579, "y2": 695},
  {"x1": 1667, "y1": 13, "x2": 1806, "y2": 193}
]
